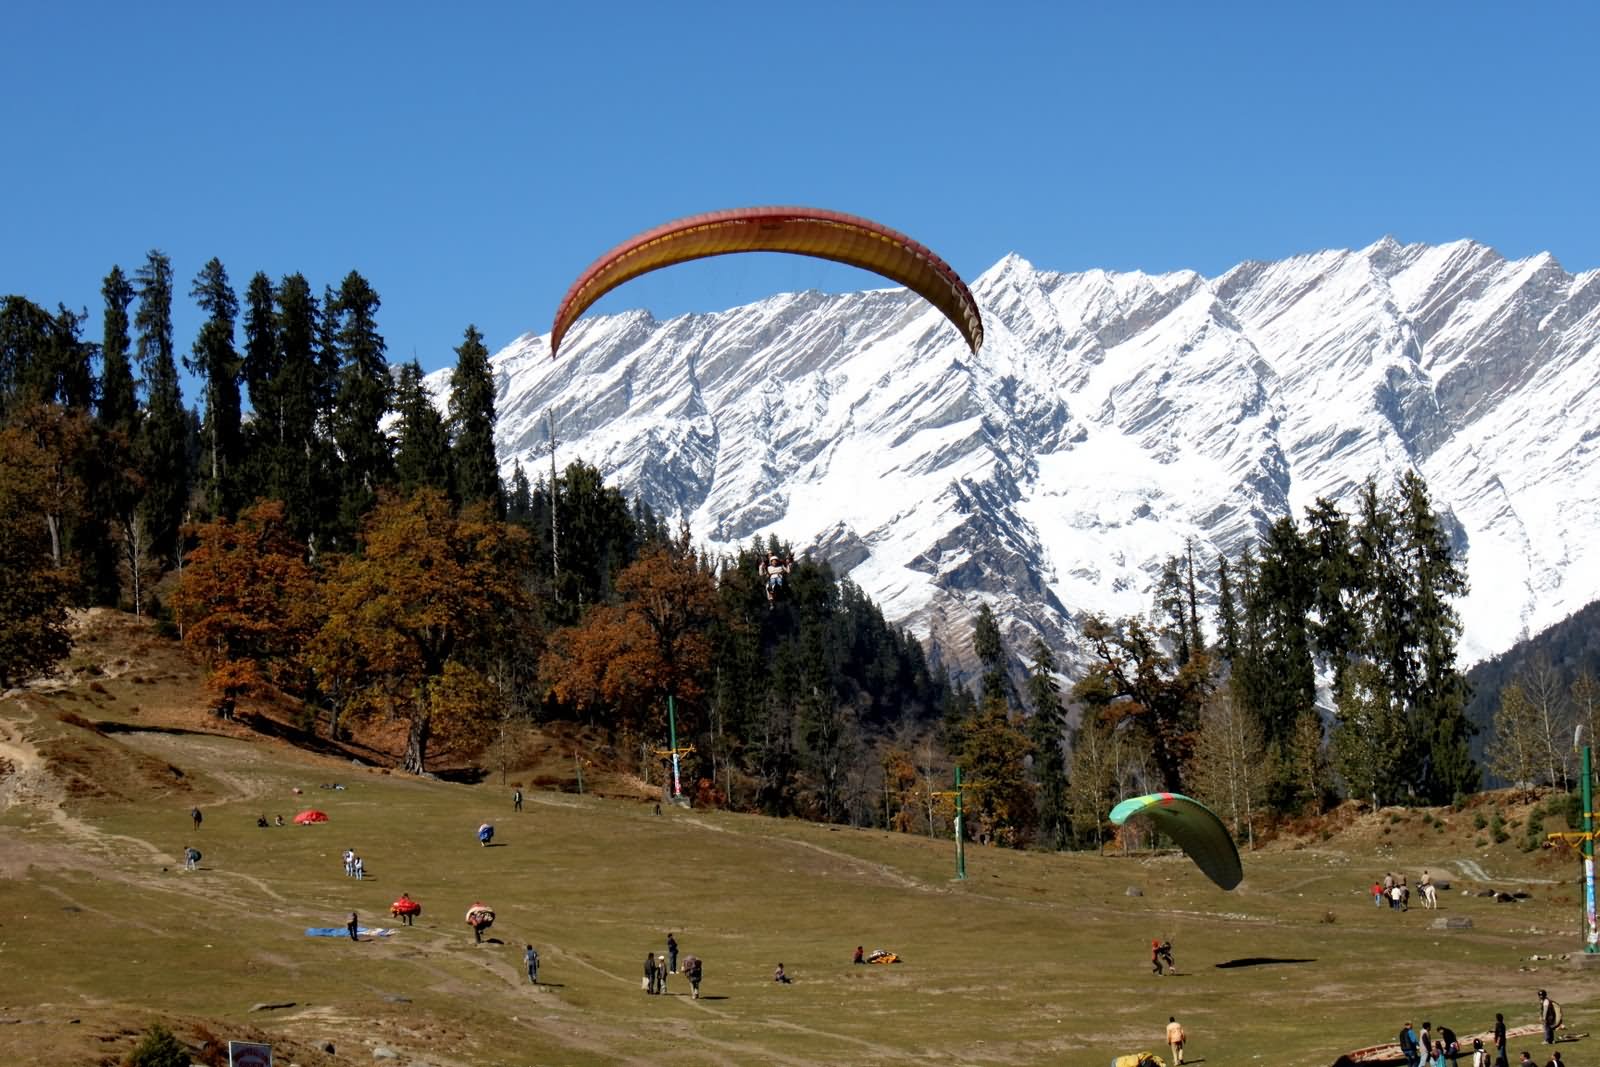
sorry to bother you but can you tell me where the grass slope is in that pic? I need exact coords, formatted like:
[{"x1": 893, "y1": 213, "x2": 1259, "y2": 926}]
[{"x1": 0, "y1": 612, "x2": 1593, "y2": 1067}]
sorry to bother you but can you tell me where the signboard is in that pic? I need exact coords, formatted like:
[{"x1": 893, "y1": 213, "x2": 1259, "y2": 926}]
[{"x1": 228, "y1": 1040, "x2": 272, "y2": 1067}]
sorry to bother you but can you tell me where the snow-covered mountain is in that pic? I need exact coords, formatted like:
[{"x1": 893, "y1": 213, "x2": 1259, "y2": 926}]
[{"x1": 447, "y1": 237, "x2": 1600, "y2": 675}]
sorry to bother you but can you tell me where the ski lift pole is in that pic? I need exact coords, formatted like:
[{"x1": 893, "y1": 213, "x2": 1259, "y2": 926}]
[
  {"x1": 954, "y1": 765, "x2": 967, "y2": 881},
  {"x1": 668, "y1": 694, "x2": 682, "y2": 801},
  {"x1": 1584, "y1": 741, "x2": 1597, "y2": 953}
]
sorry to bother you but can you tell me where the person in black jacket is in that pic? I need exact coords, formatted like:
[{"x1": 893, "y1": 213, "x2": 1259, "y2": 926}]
[
  {"x1": 1493, "y1": 1013, "x2": 1509, "y2": 1067},
  {"x1": 644, "y1": 951, "x2": 659, "y2": 994}
]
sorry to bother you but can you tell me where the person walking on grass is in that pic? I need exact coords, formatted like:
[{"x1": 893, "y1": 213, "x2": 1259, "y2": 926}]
[
  {"x1": 1166, "y1": 1016, "x2": 1186, "y2": 1065},
  {"x1": 643, "y1": 951, "x2": 659, "y2": 993},
  {"x1": 347, "y1": 911, "x2": 359, "y2": 942},
  {"x1": 1494, "y1": 1013, "x2": 1509, "y2": 1067},
  {"x1": 191, "y1": 807, "x2": 202, "y2": 830},
  {"x1": 685, "y1": 955, "x2": 703, "y2": 999},
  {"x1": 513, "y1": 789, "x2": 523, "y2": 813},
  {"x1": 667, "y1": 933, "x2": 679, "y2": 974},
  {"x1": 656, "y1": 955, "x2": 668, "y2": 994},
  {"x1": 524, "y1": 944, "x2": 539, "y2": 984}
]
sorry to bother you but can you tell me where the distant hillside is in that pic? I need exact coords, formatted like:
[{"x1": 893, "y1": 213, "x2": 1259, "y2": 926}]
[{"x1": 1464, "y1": 597, "x2": 1600, "y2": 756}]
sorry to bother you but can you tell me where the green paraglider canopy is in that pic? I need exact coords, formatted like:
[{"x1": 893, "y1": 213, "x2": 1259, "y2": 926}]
[{"x1": 1109, "y1": 792, "x2": 1243, "y2": 891}]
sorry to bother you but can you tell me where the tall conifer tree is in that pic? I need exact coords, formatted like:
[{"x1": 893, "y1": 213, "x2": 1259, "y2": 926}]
[
  {"x1": 272, "y1": 274, "x2": 331, "y2": 545},
  {"x1": 238, "y1": 272, "x2": 278, "y2": 502},
  {"x1": 328, "y1": 271, "x2": 391, "y2": 539},
  {"x1": 449, "y1": 324, "x2": 501, "y2": 515},
  {"x1": 393, "y1": 360, "x2": 451, "y2": 494},
  {"x1": 99, "y1": 267, "x2": 138, "y2": 433},
  {"x1": 187, "y1": 258, "x2": 242, "y2": 518},
  {"x1": 134, "y1": 250, "x2": 189, "y2": 565},
  {"x1": 1025, "y1": 637, "x2": 1069, "y2": 849}
]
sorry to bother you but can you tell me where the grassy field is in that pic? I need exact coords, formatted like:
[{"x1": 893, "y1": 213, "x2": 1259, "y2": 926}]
[{"x1": 1, "y1": 612, "x2": 1594, "y2": 1067}]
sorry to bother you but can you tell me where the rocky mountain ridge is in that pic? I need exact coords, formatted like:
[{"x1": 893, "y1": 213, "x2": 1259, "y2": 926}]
[{"x1": 439, "y1": 237, "x2": 1600, "y2": 676}]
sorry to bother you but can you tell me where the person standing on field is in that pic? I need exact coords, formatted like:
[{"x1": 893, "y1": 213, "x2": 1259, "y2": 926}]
[
  {"x1": 667, "y1": 933, "x2": 679, "y2": 974},
  {"x1": 513, "y1": 789, "x2": 523, "y2": 812},
  {"x1": 347, "y1": 911, "x2": 359, "y2": 941},
  {"x1": 524, "y1": 944, "x2": 539, "y2": 984},
  {"x1": 1166, "y1": 1016, "x2": 1186, "y2": 1064}
]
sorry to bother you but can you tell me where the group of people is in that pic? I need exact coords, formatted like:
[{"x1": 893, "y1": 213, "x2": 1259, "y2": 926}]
[
  {"x1": 1398, "y1": 993, "x2": 1565, "y2": 1067},
  {"x1": 1374, "y1": 871, "x2": 1439, "y2": 911},
  {"x1": 643, "y1": 933, "x2": 703, "y2": 998},
  {"x1": 342, "y1": 848, "x2": 366, "y2": 880}
]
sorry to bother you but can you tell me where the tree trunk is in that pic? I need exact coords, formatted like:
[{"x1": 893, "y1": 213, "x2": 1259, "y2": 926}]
[{"x1": 404, "y1": 713, "x2": 430, "y2": 775}]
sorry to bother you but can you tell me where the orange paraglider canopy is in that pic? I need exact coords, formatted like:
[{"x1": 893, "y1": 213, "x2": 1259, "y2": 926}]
[
  {"x1": 293, "y1": 809, "x2": 329, "y2": 824},
  {"x1": 391, "y1": 895, "x2": 421, "y2": 916},
  {"x1": 550, "y1": 206, "x2": 984, "y2": 357}
]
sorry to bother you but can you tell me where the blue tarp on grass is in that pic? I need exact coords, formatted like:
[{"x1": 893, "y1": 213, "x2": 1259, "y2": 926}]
[{"x1": 305, "y1": 927, "x2": 394, "y2": 937}]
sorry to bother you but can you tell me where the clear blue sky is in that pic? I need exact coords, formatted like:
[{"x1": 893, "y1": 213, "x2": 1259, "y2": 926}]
[{"x1": 2, "y1": 3, "x2": 1595, "y2": 389}]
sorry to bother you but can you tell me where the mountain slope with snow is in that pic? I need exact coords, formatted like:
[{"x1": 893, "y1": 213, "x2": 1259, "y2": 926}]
[{"x1": 450, "y1": 238, "x2": 1600, "y2": 674}]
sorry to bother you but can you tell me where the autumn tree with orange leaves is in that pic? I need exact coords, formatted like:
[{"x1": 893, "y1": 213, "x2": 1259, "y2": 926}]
[
  {"x1": 309, "y1": 489, "x2": 530, "y2": 773},
  {"x1": 173, "y1": 500, "x2": 320, "y2": 713},
  {"x1": 541, "y1": 533, "x2": 718, "y2": 739}
]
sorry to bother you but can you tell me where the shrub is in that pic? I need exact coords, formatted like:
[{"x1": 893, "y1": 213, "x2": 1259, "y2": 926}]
[
  {"x1": 1561, "y1": 791, "x2": 1583, "y2": 830},
  {"x1": 1473, "y1": 811, "x2": 1488, "y2": 831},
  {"x1": 1522, "y1": 812, "x2": 1546, "y2": 853},
  {"x1": 125, "y1": 1023, "x2": 188, "y2": 1067}
]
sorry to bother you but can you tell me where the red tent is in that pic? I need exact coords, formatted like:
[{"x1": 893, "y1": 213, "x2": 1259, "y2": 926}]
[{"x1": 293, "y1": 809, "x2": 329, "y2": 825}]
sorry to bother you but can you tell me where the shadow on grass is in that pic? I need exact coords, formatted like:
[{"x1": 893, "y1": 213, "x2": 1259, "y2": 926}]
[
  {"x1": 481, "y1": 843, "x2": 508, "y2": 848},
  {"x1": 435, "y1": 766, "x2": 490, "y2": 785},
  {"x1": 1214, "y1": 957, "x2": 1315, "y2": 968}
]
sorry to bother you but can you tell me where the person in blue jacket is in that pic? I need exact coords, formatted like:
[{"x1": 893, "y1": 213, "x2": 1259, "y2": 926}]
[{"x1": 1399, "y1": 1021, "x2": 1420, "y2": 1067}]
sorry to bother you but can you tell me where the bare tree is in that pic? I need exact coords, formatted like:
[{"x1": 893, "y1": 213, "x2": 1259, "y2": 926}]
[
  {"x1": 1487, "y1": 681, "x2": 1542, "y2": 797},
  {"x1": 1522, "y1": 658, "x2": 1575, "y2": 790},
  {"x1": 1187, "y1": 686, "x2": 1266, "y2": 849}
]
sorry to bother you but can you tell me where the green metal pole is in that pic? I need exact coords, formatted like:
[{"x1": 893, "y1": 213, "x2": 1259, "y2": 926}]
[
  {"x1": 954, "y1": 765, "x2": 967, "y2": 880},
  {"x1": 668, "y1": 694, "x2": 682, "y2": 801},
  {"x1": 1584, "y1": 744, "x2": 1596, "y2": 952}
]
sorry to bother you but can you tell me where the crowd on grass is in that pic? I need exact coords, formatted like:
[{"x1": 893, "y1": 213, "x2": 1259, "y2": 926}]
[{"x1": 1398, "y1": 992, "x2": 1567, "y2": 1067}]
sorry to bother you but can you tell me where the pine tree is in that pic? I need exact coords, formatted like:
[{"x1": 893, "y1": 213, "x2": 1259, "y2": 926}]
[
  {"x1": 392, "y1": 360, "x2": 451, "y2": 495},
  {"x1": 449, "y1": 324, "x2": 501, "y2": 515},
  {"x1": 99, "y1": 266, "x2": 138, "y2": 434},
  {"x1": 1331, "y1": 660, "x2": 1407, "y2": 805},
  {"x1": 1250, "y1": 516, "x2": 1317, "y2": 747},
  {"x1": 1395, "y1": 470, "x2": 1477, "y2": 801},
  {"x1": 507, "y1": 460, "x2": 532, "y2": 521},
  {"x1": 1025, "y1": 637, "x2": 1069, "y2": 849},
  {"x1": 972, "y1": 602, "x2": 1010, "y2": 708},
  {"x1": 134, "y1": 250, "x2": 189, "y2": 566},
  {"x1": 187, "y1": 258, "x2": 242, "y2": 518},
  {"x1": 1214, "y1": 555, "x2": 1239, "y2": 664},
  {"x1": 1304, "y1": 496, "x2": 1361, "y2": 696},
  {"x1": 328, "y1": 271, "x2": 391, "y2": 540},
  {"x1": 272, "y1": 274, "x2": 332, "y2": 546},
  {"x1": 239, "y1": 271, "x2": 278, "y2": 501}
]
